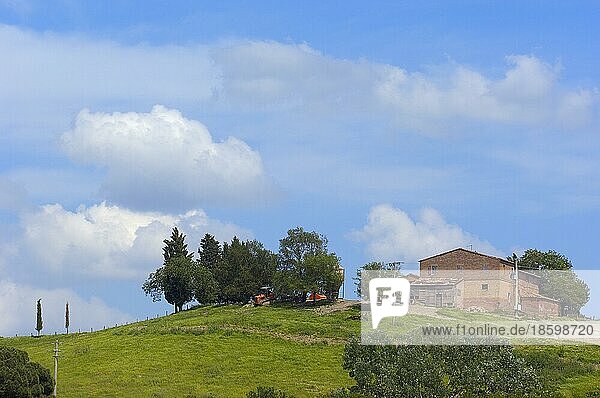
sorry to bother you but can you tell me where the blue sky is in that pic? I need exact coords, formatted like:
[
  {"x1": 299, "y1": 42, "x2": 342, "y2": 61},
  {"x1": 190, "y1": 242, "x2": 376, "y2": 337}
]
[{"x1": 1, "y1": 1, "x2": 599, "y2": 335}]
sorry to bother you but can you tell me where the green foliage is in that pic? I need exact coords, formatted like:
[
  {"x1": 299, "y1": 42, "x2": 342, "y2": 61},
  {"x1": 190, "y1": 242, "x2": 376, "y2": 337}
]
[
  {"x1": 65, "y1": 302, "x2": 70, "y2": 334},
  {"x1": 342, "y1": 338, "x2": 545, "y2": 397},
  {"x1": 516, "y1": 249, "x2": 589, "y2": 314},
  {"x1": 162, "y1": 256, "x2": 196, "y2": 313},
  {"x1": 192, "y1": 265, "x2": 218, "y2": 304},
  {"x1": 246, "y1": 386, "x2": 296, "y2": 398},
  {"x1": 278, "y1": 227, "x2": 329, "y2": 270},
  {"x1": 213, "y1": 238, "x2": 277, "y2": 303},
  {"x1": 143, "y1": 256, "x2": 197, "y2": 313},
  {"x1": 304, "y1": 253, "x2": 343, "y2": 300},
  {"x1": 517, "y1": 249, "x2": 572, "y2": 270},
  {"x1": 276, "y1": 227, "x2": 342, "y2": 300},
  {"x1": 353, "y1": 262, "x2": 388, "y2": 299},
  {"x1": 198, "y1": 233, "x2": 222, "y2": 271},
  {"x1": 0, "y1": 346, "x2": 53, "y2": 397},
  {"x1": 162, "y1": 227, "x2": 194, "y2": 264},
  {"x1": 144, "y1": 228, "x2": 198, "y2": 312},
  {"x1": 321, "y1": 389, "x2": 371, "y2": 398},
  {"x1": 539, "y1": 270, "x2": 589, "y2": 315},
  {"x1": 35, "y1": 300, "x2": 42, "y2": 336}
]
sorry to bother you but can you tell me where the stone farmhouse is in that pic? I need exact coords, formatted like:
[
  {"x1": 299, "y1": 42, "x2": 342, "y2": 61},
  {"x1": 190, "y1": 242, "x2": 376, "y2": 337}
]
[{"x1": 409, "y1": 248, "x2": 560, "y2": 317}]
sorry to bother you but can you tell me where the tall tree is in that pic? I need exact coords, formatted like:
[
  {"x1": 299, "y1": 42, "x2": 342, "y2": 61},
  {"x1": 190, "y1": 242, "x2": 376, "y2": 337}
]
[
  {"x1": 143, "y1": 227, "x2": 197, "y2": 313},
  {"x1": 353, "y1": 261, "x2": 389, "y2": 298},
  {"x1": 192, "y1": 264, "x2": 218, "y2": 304},
  {"x1": 162, "y1": 227, "x2": 193, "y2": 264},
  {"x1": 35, "y1": 299, "x2": 43, "y2": 337},
  {"x1": 162, "y1": 256, "x2": 196, "y2": 313},
  {"x1": 516, "y1": 249, "x2": 589, "y2": 315},
  {"x1": 198, "y1": 233, "x2": 222, "y2": 271},
  {"x1": 65, "y1": 302, "x2": 70, "y2": 335},
  {"x1": 213, "y1": 237, "x2": 277, "y2": 303},
  {"x1": 515, "y1": 249, "x2": 572, "y2": 270},
  {"x1": 304, "y1": 253, "x2": 344, "y2": 302},
  {"x1": 276, "y1": 227, "x2": 342, "y2": 301},
  {"x1": 278, "y1": 226, "x2": 328, "y2": 271}
]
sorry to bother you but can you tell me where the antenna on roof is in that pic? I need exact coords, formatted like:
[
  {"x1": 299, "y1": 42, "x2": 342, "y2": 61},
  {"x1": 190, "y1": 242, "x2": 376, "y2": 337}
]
[{"x1": 469, "y1": 244, "x2": 473, "y2": 251}]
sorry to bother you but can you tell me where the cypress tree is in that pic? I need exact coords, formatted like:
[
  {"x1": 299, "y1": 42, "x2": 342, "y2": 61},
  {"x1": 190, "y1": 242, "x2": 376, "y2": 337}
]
[
  {"x1": 35, "y1": 299, "x2": 43, "y2": 336},
  {"x1": 65, "y1": 302, "x2": 70, "y2": 334},
  {"x1": 162, "y1": 227, "x2": 193, "y2": 264},
  {"x1": 198, "y1": 233, "x2": 222, "y2": 271}
]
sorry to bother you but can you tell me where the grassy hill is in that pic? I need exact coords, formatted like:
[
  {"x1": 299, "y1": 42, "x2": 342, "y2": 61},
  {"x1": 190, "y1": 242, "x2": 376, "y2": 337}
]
[{"x1": 1, "y1": 302, "x2": 599, "y2": 397}]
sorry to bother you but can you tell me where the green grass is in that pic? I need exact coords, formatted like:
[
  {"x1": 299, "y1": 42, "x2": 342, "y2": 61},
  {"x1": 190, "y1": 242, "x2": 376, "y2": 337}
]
[{"x1": 1, "y1": 303, "x2": 599, "y2": 397}]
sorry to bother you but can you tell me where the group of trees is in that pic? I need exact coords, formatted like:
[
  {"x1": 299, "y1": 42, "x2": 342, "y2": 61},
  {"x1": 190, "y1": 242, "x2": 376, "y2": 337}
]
[
  {"x1": 0, "y1": 347, "x2": 53, "y2": 398},
  {"x1": 33, "y1": 300, "x2": 70, "y2": 336},
  {"x1": 143, "y1": 226, "x2": 344, "y2": 313}
]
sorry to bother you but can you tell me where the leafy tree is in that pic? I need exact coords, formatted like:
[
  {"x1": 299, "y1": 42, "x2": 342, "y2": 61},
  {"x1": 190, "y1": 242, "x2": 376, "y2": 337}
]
[
  {"x1": 161, "y1": 256, "x2": 196, "y2": 313},
  {"x1": 516, "y1": 249, "x2": 572, "y2": 270},
  {"x1": 214, "y1": 238, "x2": 277, "y2": 303},
  {"x1": 198, "y1": 233, "x2": 222, "y2": 271},
  {"x1": 278, "y1": 227, "x2": 328, "y2": 271},
  {"x1": 539, "y1": 270, "x2": 589, "y2": 316},
  {"x1": 143, "y1": 227, "x2": 196, "y2": 313},
  {"x1": 276, "y1": 227, "x2": 341, "y2": 300},
  {"x1": 0, "y1": 346, "x2": 54, "y2": 397},
  {"x1": 304, "y1": 253, "x2": 343, "y2": 302},
  {"x1": 65, "y1": 302, "x2": 70, "y2": 334},
  {"x1": 516, "y1": 249, "x2": 589, "y2": 315},
  {"x1": 353, "y1": 262, "x2": 388, "y2": 299},
  {"x1": 192, "y1": 264, "x2": 218, "y2": 304},
  {"x1": 342, "y1": 338, "x2": 545, "y2": 397},
  {"x1": 35, "y1": 299, "x2": 42, "y2": 337}
]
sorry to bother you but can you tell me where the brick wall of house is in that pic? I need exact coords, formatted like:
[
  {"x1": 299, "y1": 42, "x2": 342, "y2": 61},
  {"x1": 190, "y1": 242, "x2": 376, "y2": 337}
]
[
  {"x1": 420, "y1": 248, "x2": 512, "y2": 273},
  {"x1": 418, "y1": 249, "x2": 543, "y2": 313},
  {"x1": 521, "y1": 297, "x2": 560, "y2": 317}
]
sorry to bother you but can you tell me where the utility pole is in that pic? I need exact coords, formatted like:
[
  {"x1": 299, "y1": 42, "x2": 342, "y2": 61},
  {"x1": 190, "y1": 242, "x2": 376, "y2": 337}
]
[
  {"x1": 53, "y1": 340, "x2": 59, "y2": 397},
  {"x1": 514, "y1": 255, "x2": 520, "y2": 317}
]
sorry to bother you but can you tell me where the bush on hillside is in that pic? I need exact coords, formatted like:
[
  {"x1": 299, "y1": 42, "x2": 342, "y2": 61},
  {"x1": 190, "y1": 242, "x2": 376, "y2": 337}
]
[
  {"x1": 342, "y1": 338, "x2": 548, "y2": 397},
  {"x1": 321, "y1": 388, "x2": 372, "y2": 398},
  {"x1": 0, "y1": 346, "x2": 53, "y2": 398},
  {"x1": 246, "y1": 386, "x2": 296, "y2": 398}
]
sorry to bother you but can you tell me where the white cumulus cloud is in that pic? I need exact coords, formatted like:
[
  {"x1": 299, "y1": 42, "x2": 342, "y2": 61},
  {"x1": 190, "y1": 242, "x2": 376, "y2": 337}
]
[
  {"x1": 375, "y1": 55, "x2": 593, "y2": 131},
  {"x1": 12, "y1": 202, "x2": 251, "y2": 280},
  {"x1": 61, "y1": 105, "x2": 274, "y2": 211},
  {"x1": 351, "y1": 204, "x2": 502, "y2": 263}
]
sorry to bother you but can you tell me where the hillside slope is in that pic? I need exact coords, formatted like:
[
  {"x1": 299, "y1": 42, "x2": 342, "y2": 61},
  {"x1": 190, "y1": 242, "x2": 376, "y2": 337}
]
[{"x1": 1, "y1": 303, "x2": 599, "y2": 397}]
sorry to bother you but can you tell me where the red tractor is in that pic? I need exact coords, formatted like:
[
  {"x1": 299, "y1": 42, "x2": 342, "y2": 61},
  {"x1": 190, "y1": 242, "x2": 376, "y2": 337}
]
[
  {"x1": 252, "y1": 286, "x2": 276, "y2": 306},
  {"x1": 306, "y1": 292, "x2": 327, "y2": 302}
]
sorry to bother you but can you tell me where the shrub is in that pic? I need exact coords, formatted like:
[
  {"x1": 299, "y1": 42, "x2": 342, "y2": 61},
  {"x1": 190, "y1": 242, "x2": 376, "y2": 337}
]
[
  {"x1": 321, "y1": 388, "x2": 372, "y2": 398},
  {"x1": 0, "y1": 346, "x2": 53, "y2": 397},
  {"x1": 246, "y1": 386, "x2": 296, "y2": 398},
  {"x1": 342, "y1": 338, "x2": 548, "y2": 398}
]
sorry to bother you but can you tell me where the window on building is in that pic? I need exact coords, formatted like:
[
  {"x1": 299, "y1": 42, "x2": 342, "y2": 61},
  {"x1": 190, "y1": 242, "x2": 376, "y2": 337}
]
[
  {"x1": 481, "y1": 283, "x2": 489, "y2": 291},
  {"x1": 428, "y1": 265, "x2": 438, "y2": 275}
]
